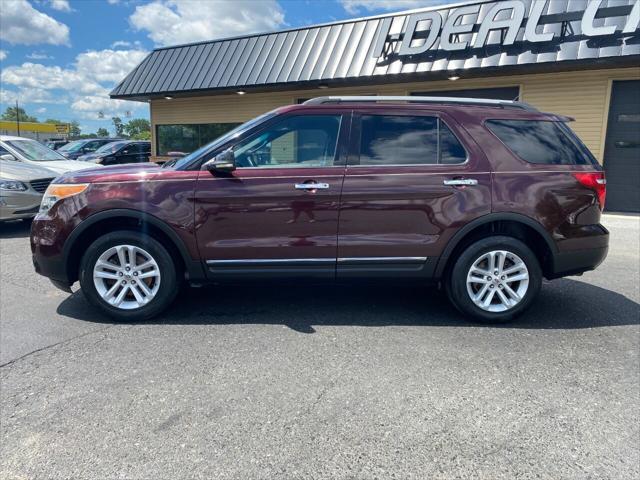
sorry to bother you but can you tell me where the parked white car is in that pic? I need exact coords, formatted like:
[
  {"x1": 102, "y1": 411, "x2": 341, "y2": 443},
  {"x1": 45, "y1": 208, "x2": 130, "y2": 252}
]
[
  {"x1": 0, "y1": 135, "x2": 102, "y2": 175},
  {"x1": 0, "y1": 159, "x2": 57, "y2": 221}
]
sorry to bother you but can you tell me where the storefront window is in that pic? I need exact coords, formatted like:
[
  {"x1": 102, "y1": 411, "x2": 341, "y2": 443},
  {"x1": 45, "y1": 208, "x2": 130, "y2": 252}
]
[{"x1": 156, "y1": 123, "x2": 240, "y2": 156}]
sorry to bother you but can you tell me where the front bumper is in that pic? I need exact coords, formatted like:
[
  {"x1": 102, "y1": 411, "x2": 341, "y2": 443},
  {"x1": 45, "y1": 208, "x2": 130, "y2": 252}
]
[
  {"x1": 31, "y1": 212, "x2": 74, "y2": 287},
  {"x1": 0, "y1": 190, "x2": 43, "y2": 221}
]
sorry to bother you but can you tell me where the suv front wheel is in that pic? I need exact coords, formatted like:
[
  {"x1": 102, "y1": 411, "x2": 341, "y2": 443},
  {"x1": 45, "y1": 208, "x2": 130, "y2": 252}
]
[
  {"x1": 447, "y1": 236, "x2": 542, "y2": 322},
  {"x1": 79, "y1": 231, "x2": 179, "y2": 321}
]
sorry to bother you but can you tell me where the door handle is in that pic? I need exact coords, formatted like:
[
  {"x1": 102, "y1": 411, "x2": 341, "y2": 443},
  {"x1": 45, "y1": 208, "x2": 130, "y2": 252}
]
[
  {"x1": 294, "y1": 183, "x2": 329, "y2": 190},
  {"x1": 443, "y1": 179, "x2": 478, "y2": 186}
]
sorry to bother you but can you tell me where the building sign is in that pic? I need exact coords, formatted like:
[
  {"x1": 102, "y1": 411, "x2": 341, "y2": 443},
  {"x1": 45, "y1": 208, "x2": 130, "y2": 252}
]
[{"x1": 373, "y1": 0, "x2": 640, "y2": 58}]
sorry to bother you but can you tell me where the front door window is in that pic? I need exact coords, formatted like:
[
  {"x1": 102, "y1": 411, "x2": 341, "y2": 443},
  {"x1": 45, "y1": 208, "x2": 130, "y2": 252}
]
[{"x1": 234, "y1": 115, "x2": 342, "y2": 168}]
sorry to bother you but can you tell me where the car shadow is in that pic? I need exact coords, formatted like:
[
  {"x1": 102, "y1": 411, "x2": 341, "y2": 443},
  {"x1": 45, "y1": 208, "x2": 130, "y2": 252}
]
[
  {"x1": 0, "y1": 219, "x2": 32, "y2": 239},
  {"x1": 56, "y1": 278, "x2": 640, "y2": 332}
]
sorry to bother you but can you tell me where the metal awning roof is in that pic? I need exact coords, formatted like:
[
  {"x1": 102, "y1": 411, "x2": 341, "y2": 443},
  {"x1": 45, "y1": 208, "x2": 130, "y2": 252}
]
[{"x1": 111, "y1": 0, "x2": 639, "y2": 101}]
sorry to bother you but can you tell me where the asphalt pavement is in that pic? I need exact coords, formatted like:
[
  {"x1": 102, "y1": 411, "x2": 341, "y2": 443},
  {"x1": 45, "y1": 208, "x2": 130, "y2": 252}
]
[{"x1": 1, "y1": 214, "x2": 638, "y2": 479}]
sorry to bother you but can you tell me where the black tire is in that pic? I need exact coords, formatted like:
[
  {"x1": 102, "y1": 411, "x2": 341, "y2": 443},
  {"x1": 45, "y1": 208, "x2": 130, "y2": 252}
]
[
  {"x1": 446, "y1": 236, "x2": 542, "y2": 323},
  {"x1": 79, "y1": 230, "x2": 179, "y2": 321}
]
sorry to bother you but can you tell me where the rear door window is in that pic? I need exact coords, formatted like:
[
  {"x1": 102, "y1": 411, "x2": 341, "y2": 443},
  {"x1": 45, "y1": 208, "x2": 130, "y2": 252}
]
[
  {"x1": 486, "y1": 119, "x2": 596, "y2": 165},
  {"x1": 359, "y1": 115, "x2": 466, "y2": 165}
]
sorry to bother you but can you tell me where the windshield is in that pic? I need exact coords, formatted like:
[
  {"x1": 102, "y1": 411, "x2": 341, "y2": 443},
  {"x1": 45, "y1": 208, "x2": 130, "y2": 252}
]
[
  {"x1": 95, "y1": 141, "x2": 128, "y2": 154},
  {"x1": 6, "y1": 140, "x2": 68, "y2": 162},
  {"x1": 58, "y1": 140, "x2": 86, "y2": 153},
  {"x1": 165, "y1": 110, "x2": 279, "y2": 169}
]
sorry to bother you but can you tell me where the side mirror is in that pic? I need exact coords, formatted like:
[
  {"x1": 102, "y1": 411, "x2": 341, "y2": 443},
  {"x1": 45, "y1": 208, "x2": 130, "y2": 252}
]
[
  {"x1": 0, "y1": 153, "x2": 16, "y2": 162},
  {"x1": 122, "y1": 150, "x2": 129, "y2": 155},
  {"x1": 205, "y1": 149, "x2": 236, "y2": 173}
]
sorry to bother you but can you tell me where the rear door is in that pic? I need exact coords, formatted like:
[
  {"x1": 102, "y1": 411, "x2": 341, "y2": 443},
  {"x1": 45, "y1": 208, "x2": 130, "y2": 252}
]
[{"x1": 337, "y1": 109, "x2": 492, "y2": 278}]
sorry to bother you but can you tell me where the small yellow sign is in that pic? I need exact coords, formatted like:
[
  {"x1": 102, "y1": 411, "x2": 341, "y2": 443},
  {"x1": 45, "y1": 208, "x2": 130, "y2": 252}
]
[{"x1": 0, "y1": 121, "x2": 70, "y2": 134}]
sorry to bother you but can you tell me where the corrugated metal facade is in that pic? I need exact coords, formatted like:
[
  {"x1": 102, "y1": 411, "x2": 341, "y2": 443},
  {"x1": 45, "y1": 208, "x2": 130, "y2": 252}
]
[{"x1": 111, "y1": 0, "x2": 639, "y2": 99}]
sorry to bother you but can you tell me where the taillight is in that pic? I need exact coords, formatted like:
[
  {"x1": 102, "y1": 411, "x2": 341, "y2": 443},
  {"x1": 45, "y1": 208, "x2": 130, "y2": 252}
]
[{"x1": 573, "y1": 172, "x2": 606, "y2": 210}]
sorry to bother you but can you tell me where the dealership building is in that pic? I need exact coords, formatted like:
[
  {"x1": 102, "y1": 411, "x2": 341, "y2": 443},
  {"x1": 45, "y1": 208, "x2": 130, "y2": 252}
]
[{"x1": 111, "y1": 0, "x2": 640, "y2": 211}]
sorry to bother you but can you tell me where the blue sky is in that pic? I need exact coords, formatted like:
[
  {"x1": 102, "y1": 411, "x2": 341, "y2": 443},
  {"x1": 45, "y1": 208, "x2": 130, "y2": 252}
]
[{"x1": 0, "y1": 0, "x2": 446, "y2": 135}]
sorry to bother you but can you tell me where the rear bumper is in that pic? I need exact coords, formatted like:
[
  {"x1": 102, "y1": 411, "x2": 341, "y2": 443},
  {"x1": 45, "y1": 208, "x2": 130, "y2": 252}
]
[{"x1": 550, "y1": 224, "x2": 609, "y2": 278}]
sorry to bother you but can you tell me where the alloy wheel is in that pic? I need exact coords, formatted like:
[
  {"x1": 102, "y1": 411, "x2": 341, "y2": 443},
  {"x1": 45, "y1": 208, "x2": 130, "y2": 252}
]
[
  {"x1": 466, "y1": 250, "x2": 529, "y2": 313},
  {"x1": 93, "y1": 244, "x2": 161, "y2": 310}
]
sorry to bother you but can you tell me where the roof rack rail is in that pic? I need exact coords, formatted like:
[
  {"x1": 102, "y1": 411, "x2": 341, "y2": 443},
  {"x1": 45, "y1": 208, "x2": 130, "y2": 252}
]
[{"x1": 303, "y1": 95, "x2": 538, "y2": 111}]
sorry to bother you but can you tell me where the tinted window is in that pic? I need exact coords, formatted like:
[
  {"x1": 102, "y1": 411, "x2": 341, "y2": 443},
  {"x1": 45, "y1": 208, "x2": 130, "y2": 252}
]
[
  {"x1": 487, "y1": 119, "x2": 592, "y2": 165},
  {"x1": 359, "y1": 115, "x2": 466, "y2": 165},
  {"x1": 234, "y1": 115, "x2": 341, "y2": 168},
  {"x1": 440, "y1": 122, "x2": 467, "y2": 164}
]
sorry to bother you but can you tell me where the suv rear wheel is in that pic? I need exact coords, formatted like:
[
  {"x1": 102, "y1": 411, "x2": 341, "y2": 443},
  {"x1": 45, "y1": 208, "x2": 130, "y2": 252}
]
[
  {"x1": 447, "y1": 236, "x2": 542, "y2": 322},
  {"x1": 79, "y1": 231, "x2": 178, "y2": 321}
]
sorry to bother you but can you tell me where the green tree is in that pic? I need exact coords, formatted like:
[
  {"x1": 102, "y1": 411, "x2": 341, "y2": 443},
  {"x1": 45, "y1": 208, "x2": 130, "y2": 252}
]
[
  {"x1": 1, "y1": 106, "x2": 37, "y2": 123},
  {"x1": 124, "y1": 118, "x2": 150, "y2": 139},
  {"x1": 112, "y1": 116, "x2": 124, "y2": 137},
  {"x1": 96, "y1": 127, "x2": 109, "y2": 137},
  {"x1": 69, "y1": 121, "x2": 81, "y2": 137}
]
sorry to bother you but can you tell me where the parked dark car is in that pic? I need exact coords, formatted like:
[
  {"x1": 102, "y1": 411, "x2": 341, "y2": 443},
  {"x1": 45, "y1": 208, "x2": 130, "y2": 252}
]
[
  {"x1": 58, "y1": 138, "x2": 123, "y2": 160},
  {"x1": 44, "y1": 139, "x2": 69, "y2": 150},
  {"x1": 31, "y1": 96, "x2": 608, "y2": 322},
  {"x1": 77, "y1": 140, "x2": 151, "y2": 165}
]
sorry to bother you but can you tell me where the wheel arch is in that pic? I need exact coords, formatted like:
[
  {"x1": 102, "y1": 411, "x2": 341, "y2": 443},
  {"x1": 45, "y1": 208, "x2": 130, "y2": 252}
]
[
  {"x1": 435, "y1": 213, "x2": 557, "y2": 280},
  {"x1": 64, "y1": 209, "x2": 204, "y2": 283}
]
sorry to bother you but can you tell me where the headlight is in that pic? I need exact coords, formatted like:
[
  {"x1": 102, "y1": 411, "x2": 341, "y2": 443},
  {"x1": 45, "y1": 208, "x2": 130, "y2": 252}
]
[
  {"x1": 0, "y1": 179, "x2": 28, "y2": 191},
  {"x1": 40, "y1": 183, "x2": 89, "y2": 213},
  {"x1": 91, "y1": 157, "x2": 103, "y2": 164}
]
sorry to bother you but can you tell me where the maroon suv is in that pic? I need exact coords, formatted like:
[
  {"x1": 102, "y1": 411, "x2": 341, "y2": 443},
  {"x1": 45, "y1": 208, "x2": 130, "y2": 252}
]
[{"x1": 31, "y1": 96, "x2": 608, "y2": 322}]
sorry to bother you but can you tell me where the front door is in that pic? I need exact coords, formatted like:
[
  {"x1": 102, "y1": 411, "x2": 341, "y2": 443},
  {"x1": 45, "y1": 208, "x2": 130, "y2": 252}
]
[
  {"x1": 194, "y1": 112, "x2": 349, "y2": 279},
  {"x1": 337, "y1": 110, "x2": 492, "y2": 278},
  {"x1": 603, "y1": 80, "x2": 640, "y2": 212}
]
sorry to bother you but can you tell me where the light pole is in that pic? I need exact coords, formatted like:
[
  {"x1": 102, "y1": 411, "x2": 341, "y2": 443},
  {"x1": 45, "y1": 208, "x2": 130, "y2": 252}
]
[{"x1": 15, "y1": 100, "x2": 21, "y2": 136}]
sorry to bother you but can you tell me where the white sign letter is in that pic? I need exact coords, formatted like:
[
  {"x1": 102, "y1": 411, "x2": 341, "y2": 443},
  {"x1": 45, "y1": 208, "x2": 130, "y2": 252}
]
[
  {"x1": 399, "y1": 12, "x2": 443, "y2": 55},
  {"x1": 525, "y1": 0, "x2": 554, "y2": 43},
  {"x1": 623, "y1": 0, "x2": 640, "y2": 34},
  {"x1": 474, "y1": 0, "x2": 526, "y2": 48},
  {"x1": 582, "y1": 0, "x2": 616, "y2": 36},
  {"x1": 441, "y1": 5, "x2": 480, "y2": 51}
]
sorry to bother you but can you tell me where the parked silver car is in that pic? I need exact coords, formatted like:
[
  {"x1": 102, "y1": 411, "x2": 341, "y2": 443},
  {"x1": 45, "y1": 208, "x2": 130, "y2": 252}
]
[
  {"x1": 0, "y1": 160, "x2": 57, "y2": 221},
  {"x1": 0, "y1": 135, "x2": 101, "y2": 175}
]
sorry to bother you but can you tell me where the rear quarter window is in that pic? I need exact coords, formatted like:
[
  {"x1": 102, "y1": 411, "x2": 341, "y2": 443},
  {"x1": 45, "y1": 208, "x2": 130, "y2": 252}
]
[{"x1": 486, "y1": 119, "x2": 597, "y2": 165}]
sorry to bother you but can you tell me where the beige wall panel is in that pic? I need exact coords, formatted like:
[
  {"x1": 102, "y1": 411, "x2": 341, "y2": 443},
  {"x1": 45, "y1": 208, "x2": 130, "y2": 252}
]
[{"x1": 150, "y1": 67, "x2": 640, "y2": 160}]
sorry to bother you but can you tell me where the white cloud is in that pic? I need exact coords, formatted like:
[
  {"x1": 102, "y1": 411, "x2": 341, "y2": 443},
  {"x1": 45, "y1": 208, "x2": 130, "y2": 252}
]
[
  {"x1": 0, "y1": 0, "x2": 70, "y2": 46},
  {"x1": 130, "y1": 0, "x2": 285, "y2": 47},
  {"x1": 110, "y1": 40, "x2": 144, "y2": 50},
  {"x1": 340, "y1": 0, "x2": 447, "y2": 14},
  {"x1": 75, "y1": 49, "x2": 148, "y2": 83},
  {"x1": 71, "y1": 93, "x2": 144, "y2": 119},
  {"x1": 0, "y1": 47, "x2": 149, "y2": 119},
  {"x1": 26, "y1": 51, "x2": 54, "y2": 60},
  {"x1": 49, "y1": 0, "x2": 72, "y2": 12},
  {"x1": 0, "y1": 50, "x2": 7, "y2": 61},
  {"x1": 0, "y1": 87, "x2": 65, "y2": 104},
  {"x1": 107, "y1": 0, "x2": 120, "y2": 4},
  {"x1": 1, "y1": 62, "x2": 103, "y2": 95},
  {"x1": 36, "y1": 107, "x2": 47, "y2": 114}
]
